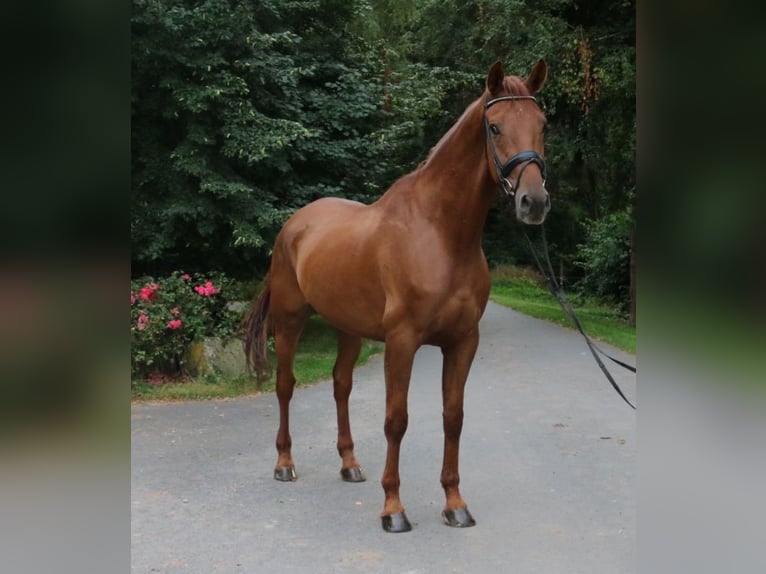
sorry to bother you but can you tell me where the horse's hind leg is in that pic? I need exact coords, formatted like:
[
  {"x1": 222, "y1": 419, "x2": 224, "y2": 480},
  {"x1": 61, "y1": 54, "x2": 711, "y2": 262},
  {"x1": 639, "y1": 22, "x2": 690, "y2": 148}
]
[
  {"x1": 272, "y1": 307, "x2": 308, "y2": 482},
  {"x1": 334, "y1": 330, "x2": 365, "y2": 482}
]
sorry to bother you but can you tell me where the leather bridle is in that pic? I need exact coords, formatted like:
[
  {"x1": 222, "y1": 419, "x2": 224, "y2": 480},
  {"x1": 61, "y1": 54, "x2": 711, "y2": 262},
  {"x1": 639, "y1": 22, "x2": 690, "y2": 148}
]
[{"x1": 483, "y1": 95, "x2": 547, "y2": 197}]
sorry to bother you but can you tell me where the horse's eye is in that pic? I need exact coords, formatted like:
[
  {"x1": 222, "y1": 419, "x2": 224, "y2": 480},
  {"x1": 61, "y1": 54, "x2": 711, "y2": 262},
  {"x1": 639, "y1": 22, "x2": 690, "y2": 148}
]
[{"x1": 489, "y1": 124, "x2": 500, "y2": 135}]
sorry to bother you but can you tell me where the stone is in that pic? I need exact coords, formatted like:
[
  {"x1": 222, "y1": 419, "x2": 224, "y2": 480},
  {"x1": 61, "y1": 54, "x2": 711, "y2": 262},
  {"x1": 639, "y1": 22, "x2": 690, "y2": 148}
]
[{"x1": 184, "y1": 337, "x2": 249, "y2": 379}]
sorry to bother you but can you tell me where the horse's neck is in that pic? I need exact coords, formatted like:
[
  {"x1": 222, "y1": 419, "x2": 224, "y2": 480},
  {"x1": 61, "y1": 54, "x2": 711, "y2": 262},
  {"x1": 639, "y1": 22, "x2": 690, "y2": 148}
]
[{"x1": 414, "y1": 97, "x2": 495, "y2": 252}]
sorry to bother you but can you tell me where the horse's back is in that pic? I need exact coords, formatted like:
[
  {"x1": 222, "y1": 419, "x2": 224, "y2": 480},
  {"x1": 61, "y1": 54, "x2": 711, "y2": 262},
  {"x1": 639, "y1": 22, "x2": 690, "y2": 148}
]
[
  {"x1": 291, "y1": 196, "x2": 367, "y2": 222},
  {"x1": 276, "y1": 196, "x2": 374, "y2": 259}
]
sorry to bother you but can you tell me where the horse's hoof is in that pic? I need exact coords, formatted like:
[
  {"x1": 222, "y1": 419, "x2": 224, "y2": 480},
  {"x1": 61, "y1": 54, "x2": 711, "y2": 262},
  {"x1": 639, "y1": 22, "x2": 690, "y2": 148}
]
[
  {"x1": 381, "y1": 512, "x2": 412, "y2": 533},
  {"x1": 442, "y1": 507, "x2": 476, "y2": 528},
  {"x1": 274, "y1": 466, "x2": 297, "y2": 481},
  {"x1": 340, "y1": 467, "x2": 366, "y2": 482}
]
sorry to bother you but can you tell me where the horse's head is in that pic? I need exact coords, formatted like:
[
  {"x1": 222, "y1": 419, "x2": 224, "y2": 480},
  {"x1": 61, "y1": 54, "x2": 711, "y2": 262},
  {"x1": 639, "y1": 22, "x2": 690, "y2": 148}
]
[{"x1": 484, "y1": 60, "x2": 550, "y2": 225}]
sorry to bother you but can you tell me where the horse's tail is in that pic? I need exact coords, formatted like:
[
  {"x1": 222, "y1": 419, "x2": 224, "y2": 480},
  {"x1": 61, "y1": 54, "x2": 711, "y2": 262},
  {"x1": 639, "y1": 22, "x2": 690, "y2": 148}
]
[{"x1": 242, "y1": 277, "x2": 272, "y2": 382}]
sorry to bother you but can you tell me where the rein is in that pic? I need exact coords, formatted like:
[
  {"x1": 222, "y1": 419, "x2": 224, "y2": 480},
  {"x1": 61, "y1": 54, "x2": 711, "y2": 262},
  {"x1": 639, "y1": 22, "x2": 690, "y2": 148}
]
[
  {"x1": 484, "y1": 95, "x2": 547, "y2": 196},
  {"x1": 524, "y1": 226, "x2": 637, "y2": 410}
]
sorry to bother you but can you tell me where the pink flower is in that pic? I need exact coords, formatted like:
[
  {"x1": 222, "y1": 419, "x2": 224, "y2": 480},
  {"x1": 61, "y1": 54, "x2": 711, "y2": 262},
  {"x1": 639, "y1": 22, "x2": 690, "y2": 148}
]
[
  {"x1": 170, "y1": 307, "x2": 181, "y2": 316},
  {"x1": 181, "y1": 274, "x2": 191, "y2": 281},
  {"x1": 131, "y1": 292, "x2": 136, "y2": 305},
  {"x1": 139, "y1": 282, "x2": 159, "y2": 302},
  {"x1": 167, "y1": 319, "x2": 183, "y2": 330},
  {"x1": 194, "y1": 281, "x2": 220, "y2": 296},
  {"x1": 137, "y1": 312, "x2": 150, "y2": 331}
]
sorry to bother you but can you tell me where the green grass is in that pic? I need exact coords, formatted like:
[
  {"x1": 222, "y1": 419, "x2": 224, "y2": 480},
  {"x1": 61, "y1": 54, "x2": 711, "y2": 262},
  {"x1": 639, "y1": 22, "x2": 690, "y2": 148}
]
[
  {"x1": 131, "y1": 316, "x2": 383, "y2": 402},
  {"x1": 489, "y1": 266, "x2": 635, "y2": 354},
  {"x1": 259, "y1": 315, "x2": 383, "y2": 393},
  {"x1": 131, "y1": 375, "x2": 262, "y2": 402}
]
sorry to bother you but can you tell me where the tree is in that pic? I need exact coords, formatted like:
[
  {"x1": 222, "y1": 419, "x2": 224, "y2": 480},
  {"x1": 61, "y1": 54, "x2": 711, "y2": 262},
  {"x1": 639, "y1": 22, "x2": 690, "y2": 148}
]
[
  {"x1": 131, "y1": 0, "x2": 451, "y2": 277},
  {"x1": 132, "y1": 0, "x2": 311, "y2": 275}
]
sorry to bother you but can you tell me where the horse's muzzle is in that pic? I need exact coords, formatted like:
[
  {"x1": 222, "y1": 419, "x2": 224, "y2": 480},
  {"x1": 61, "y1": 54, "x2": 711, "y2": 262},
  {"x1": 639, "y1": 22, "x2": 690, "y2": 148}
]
[{"x1": 516, "y1": 189, "x2": 551, "y2": 225}]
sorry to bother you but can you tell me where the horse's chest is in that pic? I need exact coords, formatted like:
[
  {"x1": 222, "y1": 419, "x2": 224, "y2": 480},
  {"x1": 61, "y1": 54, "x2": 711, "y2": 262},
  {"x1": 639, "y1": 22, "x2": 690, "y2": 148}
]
[
  {"x1": 423, "y1": 283, "x2": 488, "y2": 343},
  {"x1": 440, "y1": 287, "x2": 484, "y2": 323}
]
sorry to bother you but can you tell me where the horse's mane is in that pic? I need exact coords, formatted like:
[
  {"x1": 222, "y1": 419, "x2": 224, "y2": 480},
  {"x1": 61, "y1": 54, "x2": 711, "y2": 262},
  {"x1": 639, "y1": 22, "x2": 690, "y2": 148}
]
[
  {"x1": 419, "y1": 100, "x2": 482, "y2": 168},
  {"x1": 418, "y1": 75, "x2": 530, "y2": 169}
]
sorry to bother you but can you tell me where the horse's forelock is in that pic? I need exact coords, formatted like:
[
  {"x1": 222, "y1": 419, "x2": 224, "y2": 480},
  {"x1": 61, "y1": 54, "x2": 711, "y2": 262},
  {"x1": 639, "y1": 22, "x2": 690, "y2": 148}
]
[{"x1": 500, "y1": 76, "x2": 531, "y2": 97}]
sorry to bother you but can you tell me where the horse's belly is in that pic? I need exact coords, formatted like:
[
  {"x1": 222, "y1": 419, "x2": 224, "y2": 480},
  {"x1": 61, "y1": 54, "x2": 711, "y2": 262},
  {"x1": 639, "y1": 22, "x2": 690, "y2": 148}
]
[
  {"x1": 299, "y1": 254, "x2": 386, "y2": 339},
  {"x1": 314, "y1": 303, "x2": 387, "y2": 341},
  {"x1": 288, "y1": 208, "x2": 387, "y2": 339}
]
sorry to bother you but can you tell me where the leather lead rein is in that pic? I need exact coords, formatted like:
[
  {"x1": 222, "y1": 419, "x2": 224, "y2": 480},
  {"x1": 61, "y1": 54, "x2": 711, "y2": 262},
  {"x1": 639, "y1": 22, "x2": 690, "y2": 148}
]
[{"x1": 524, "y1": 226, "x2": 637, "y2": 410}]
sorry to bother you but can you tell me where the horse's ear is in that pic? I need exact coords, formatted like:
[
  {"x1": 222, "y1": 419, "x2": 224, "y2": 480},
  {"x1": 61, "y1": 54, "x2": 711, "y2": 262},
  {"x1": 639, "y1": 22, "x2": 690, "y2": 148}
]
[
  {"x1": 525, "y1": 59, "x2": 548, "y2": 94},
  {"x1": 486, "y1": 61, "x2": 505, "y2": 95}
]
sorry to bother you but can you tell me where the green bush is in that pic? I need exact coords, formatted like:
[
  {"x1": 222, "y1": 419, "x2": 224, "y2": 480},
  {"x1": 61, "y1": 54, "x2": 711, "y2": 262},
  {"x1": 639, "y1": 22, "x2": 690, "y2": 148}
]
[
  {"x1": 130, "y1": 271, "x2": 244, "y2": 379},
  {"x1": 574, "y1": 210, "x2": 632, "y2": 313}
]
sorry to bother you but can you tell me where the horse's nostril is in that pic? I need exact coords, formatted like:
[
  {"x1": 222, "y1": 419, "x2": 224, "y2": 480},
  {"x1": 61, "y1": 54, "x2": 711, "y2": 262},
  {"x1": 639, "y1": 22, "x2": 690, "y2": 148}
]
[{"x1": 520, "y1": 194, "x2": 531, "y2": 208}]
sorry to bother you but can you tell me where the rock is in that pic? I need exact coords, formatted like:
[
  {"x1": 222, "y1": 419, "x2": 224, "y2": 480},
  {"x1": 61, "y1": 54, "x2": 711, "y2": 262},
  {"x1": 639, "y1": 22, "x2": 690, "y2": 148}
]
[
  {"x1": 184, "y1": 337, "x2": 250, "y2": 379},
  {"x1": 226, "y1": 301, "x2": 249, "y2": 313}
]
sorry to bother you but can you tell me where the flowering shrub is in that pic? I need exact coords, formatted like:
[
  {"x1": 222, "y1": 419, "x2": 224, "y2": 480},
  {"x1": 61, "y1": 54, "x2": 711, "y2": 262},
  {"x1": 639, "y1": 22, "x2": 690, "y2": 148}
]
[{"x1": 130, "y1": 271, "x2": 243, "y2": 378}]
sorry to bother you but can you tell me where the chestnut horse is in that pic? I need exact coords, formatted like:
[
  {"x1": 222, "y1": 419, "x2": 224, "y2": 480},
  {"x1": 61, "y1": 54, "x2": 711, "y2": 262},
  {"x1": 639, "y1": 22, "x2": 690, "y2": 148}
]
[{"x1": 244, "y1": 60, "x2": 550, "y2": 532}]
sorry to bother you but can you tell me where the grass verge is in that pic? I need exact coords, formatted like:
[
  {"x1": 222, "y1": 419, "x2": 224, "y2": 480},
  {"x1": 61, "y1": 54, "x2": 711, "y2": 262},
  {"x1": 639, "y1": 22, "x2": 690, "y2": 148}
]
[
  {"x1": 489, "y1": 266, "x2": 635, "y2": 354},
  {"x1": 131, "y1": 315, "x2": 383, "y2": 402}
]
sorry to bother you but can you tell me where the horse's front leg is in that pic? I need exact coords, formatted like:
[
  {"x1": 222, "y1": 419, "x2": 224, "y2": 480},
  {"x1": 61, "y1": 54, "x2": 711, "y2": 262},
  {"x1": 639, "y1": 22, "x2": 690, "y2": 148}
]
[
  {"x1": 380, "y1": 329, "x2": 419, "y2": 533},
  {"x1": 440, "y1": 328, "x2": 480, "y2": 527}
]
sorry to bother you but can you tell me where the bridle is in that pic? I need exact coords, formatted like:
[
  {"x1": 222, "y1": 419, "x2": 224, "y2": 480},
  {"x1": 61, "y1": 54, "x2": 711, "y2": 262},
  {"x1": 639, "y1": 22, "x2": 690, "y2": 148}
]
[{"x1": 484, "y1": 95, "x2": 547, "y2": 197}]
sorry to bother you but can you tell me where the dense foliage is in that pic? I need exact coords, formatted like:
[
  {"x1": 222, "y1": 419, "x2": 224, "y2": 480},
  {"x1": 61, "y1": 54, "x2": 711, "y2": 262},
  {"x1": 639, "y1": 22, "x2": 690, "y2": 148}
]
[
  {"x1": 574, "y1": 208, "x2": 632, "y2": 312},
  {"x1": 132, "y1": 0, "x2": 635, "y2": 314},
  {"x1": 132, "y1": 0, "x2": 451, "y2": 277}
]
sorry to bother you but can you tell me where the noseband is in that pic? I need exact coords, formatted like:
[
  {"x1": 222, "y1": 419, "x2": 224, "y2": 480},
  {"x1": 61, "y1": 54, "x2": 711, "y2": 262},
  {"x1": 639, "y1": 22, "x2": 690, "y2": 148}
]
[{"x1": 484, "y1": 95, "x2": 547, "y2": 197}]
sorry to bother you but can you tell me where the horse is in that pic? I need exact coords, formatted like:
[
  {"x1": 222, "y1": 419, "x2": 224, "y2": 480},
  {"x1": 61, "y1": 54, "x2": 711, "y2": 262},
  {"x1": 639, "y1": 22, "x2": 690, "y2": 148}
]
[{"x1": 243, "y1": 60, "x2": 550, "y2": 532}]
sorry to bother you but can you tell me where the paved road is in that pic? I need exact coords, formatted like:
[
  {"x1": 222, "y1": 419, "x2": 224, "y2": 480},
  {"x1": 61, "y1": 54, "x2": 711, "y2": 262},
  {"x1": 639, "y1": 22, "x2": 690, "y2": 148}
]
[{"x1": 132, "y1": 302, "x2": 636, "y2": 573}]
